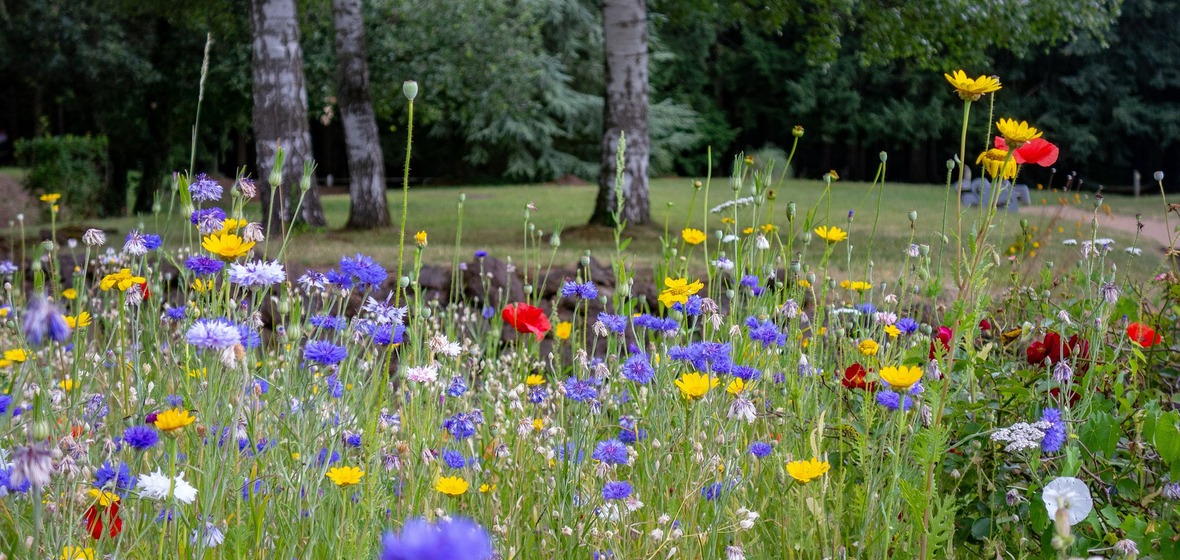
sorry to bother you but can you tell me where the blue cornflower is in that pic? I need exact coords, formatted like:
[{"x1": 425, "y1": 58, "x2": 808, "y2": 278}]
[
  {"x1": 528, "y1": 386, "x2": 548, "y2": 403},
  {"x1": 597, "y1": 313, "x2": 628, "y2": 334},
  {"x1": 556, "y1": 441, "x2": 584, "y2": 464},
  {"x1": 671, "y1": 295, "x2": 703, "y2": 315},
  {"x1": 602, "y1": 481, "x2": 632, "y2": 501},
  {"x1": 592, "y1": 439, "x2": 629, "y2": 465},
  {"x1": 896, "y1": 317, "x2": 919, "y2": 334},
  {"x1": 441, "y1": 450, "x2": 467, "y2": 469},
  {"x1": 185, "y1": 255, "x2": 225, "y2": 276},
  {"x1": 325, "y1": 269, "x2": 353, "y2": 289},
  {"x1": 876, "y1": 383, "x2": 921, "y2": 412},
  {"x1": 186, "y1": 318, "x2": 243, "y2": 350},
  {"x1": 632, "y1": 314, "x2": 678, "y2": 332},
  {"x1": 242, "y1": 479, "x2": 266, "y2": 500},
  {"x1": 474, "y1": 250, "x2": 488, "y2": 259},
  {"x1": 94, "y1": 461, "x2": 137, "y2": 496},
  {"x1": 189, "y1": 173, "x2": 223, "y2": 202},
  {"x1": 701, "y1": 482, "x2": 724, "y2": 501},
  {"x1": 669, "y1": 342, "x2": 732, "y2": 374},
  {"x1": 311, "y1": 315, "x2": 349, "y2": 330},
  {"x1": 238, "y1": 324, "x2": 261, "y2": 349},
  {"x1": 305, "y1": 340, "x2": 347, "y2": 365},
  {"x1": 481, "y1": 306, "x2": 495, "y2": 319},
  {"x1": 0, "y1": 260, "x2": 17, "y2": 275},
  {"x1": 443, "y1": 412, "x2": 480, "y2": 440},
  {"x1": 317, "y1": 448, "x2": 341, "y2": 466},
  {"x1": 298, "y1": 269, "x2": 327, "y2": 292},
  {"x1": 165, "y1": 394, "x2": 184, "y2": 407},
  {"x1": 164, "y1": 306, "x2": 188, "y2": 321},
  {"x1": 379, "y1": 517, "x2": 493, "y2": 560},
  {"x1": 190, "y1": 207, "x2": 226, "y2": 225},
  {"x1": 618, "y1": 416, "x2": 646, "y2": 444},
  {"x1": 372, "y1": 323, "x2": 406, "y2": 346},
  {"x1": 1041, "y1": 408, "x2": 1067, "y2": 453},
  {"x1": 0, "y1": 395, "x2": 12, "y2": 415},
  {"x1": 745, "y1": 316, "x2": 786, "y2": 347},
  {"x1": 730, "y1": 364, "x2": 762, "y2": 381},
  {"x1": 856, "y1": 303, "x2": 877, "y2": 315},
  {"x1": 142, "y1": 234, "x2": 163, "y2": 251},
  {"x1": 344, "y1": 434, "x2": 363, "y2": 448},
  {"x1": 326, "y1": 374, "x2": 345, "y2": 398},
  {"x1": 123, "y1": 425, "x2": 160, "y2": 450},
  {"x1": 22, "y1": 296, "x2": 70, "y2": 345},
  {"x1": 740, "y1": 275, "x2": 759, "y2": 289},
  {"x1": 564, "y1": 376, "x2": 598, "y2": 402},
  {"x1": 447, "y1": 376, "x2": 468, "y2": 397},
  {"x1": 340, "y1": 253, "x2": 387, "y2": 288},
  {"x1": 561, "y1": 280, "x2": 598, "y2": 300},
  {"x1": 621, "y1": 353, "x2": 655, "y2": 384},
  {"x1": 1, "y1": 464, "x2": 30, "y2": 494},
  {"x1": 748, "y1": 442, "x2": 773, "y2": 458}
]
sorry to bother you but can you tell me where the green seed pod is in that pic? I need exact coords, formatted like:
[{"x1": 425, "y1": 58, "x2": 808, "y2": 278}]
[{"x1": 402, "y1": 80, "x2": 419, "y2": 101}]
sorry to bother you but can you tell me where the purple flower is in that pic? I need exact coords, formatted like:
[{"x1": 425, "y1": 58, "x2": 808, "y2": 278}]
[
  {"x1": 228, "y1": 260, "x2": 285, "y2": 287},
  {"x1": 380, "y1": 516, "x2": 493, "y2": 560},
  {"x1": 311, "y1": 315, "x2": 349, "y2": 330},
  {"x1": 592, "y1": 439, "x2": 629, "y2": 465},
  {"x1": 123, "y1": 229, "x2": 149, "y2": 256},
  {"x1": 22, "y1": 296, "x2": 70, "y2": 345},
  {"x1": 165, "y1": 306, "x2": 188, "y2": 321},
  {"x1": 621, "y1": 353, "x2": 655, "y2": 384},
  {"x1": 474, "y1": 250, "x2": 488, "y2": 259},
  {"x1": 340, "y1": 253, "x2": 387, "y2": 288},
  {"x1": 443, "y1": 411, "x2": 481, "y2": 440},
  {"x1": 564, "y1": 376, "x2": 598, "y2": 402},
  {"x1": 123, "y1": 425, "x2": 160, "y2": 450},
  {"x1": 633, "y1": 314, "x2": 678, "y2": 332},
  {"x1": 745, "y1": 316, "x2": 785, "y2": 347},
  {"x1": 597, "y1": 313, "x2": 628, "y2": 334},
  {"x1": 447, "y1": 376, "x2": 468, "y2": 397},
  {"x1": 190, "y1": 207, "x2": 226, "y2": 226},
  {"x1": 0, "y1": 260, "x2": 17, "y2": 275},
  {"x1": 1042, "y1": 408, "x2": 1067, "y2": 453},
  {"x1": 748, "y1": 442, "x2": 772, "y2": 458},
  {"x1": 189, "y1": 173, "x2": 223, "y2": 202},
  {"x1": 304, "y1": 340, "x2": 347, "y2": 365},
  {"x1": 602, "y1": 481, "x2": 632, "y2": 501},
  {"x1": 441, "y1": 450, "x2": 467, "y2": 469},
  {"x1": 94, "y1": 461, "x2": 137, "y2": 496},
  {"x1": 142, "y1": 234, "x2": 163, "y2": 251},
  {"x1": 0, "y1": 395, "x2": 12, "y2": 415},
  {"x1": 896, "y1": 318, "x2": 919, "y2": 334},
  {"x1": 671, "y1": 295, "x2": 702, "y2": 315},
  {"x1": 561, "y1": 280, "x2": 598, "y2": 300},
  {"x1": 186, "y1": 318, "x2": 241, "y2": 350},
  {"x1": 185, "y1": 255, "x2": 225, "y2": 276},
  {"x1": 371, "y1": 323, "x2": 406, "y2": 346}
]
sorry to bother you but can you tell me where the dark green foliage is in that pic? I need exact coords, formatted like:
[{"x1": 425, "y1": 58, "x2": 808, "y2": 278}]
[{"x1": 15, "y1": 134, "x2": 109, "y2": 217}]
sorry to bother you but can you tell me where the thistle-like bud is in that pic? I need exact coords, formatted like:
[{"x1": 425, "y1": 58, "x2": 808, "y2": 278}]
[{"x1": 403, "y1": 80, "x2": 418, "y2": 101}]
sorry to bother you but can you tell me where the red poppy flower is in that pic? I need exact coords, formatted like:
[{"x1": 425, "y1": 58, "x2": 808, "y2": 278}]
[
  {"x1": 84, "y1": 500, "x2": 123, "y2": 540},
  {"x1": 929, "y1": 326, "x2": 953, "y2": 360},
  {"x1": 1026, "y1": 331, "x2": 1089, "y2": 372},
  {"x1": 138, "y1": 280, "x2": 150, "y2": 301},
  {"x1": 1127, "y1": 322, "x2": 1162, "y2": 347},
  {"x1": 841, "y1": 363, "x2": 877, "y2": 391},
  {"x1": 501, "y1": 303, "x2": 551, "y2": 341},
  {"x1": 979, "y1": 319, "x2": 992, "y2": 332},
  {"x1": 994, "y1": 136, "x2": 1059, "y2": 167}
]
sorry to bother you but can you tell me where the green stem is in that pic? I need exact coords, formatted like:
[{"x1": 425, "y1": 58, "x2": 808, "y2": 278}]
[{"x1": 395, "y1": 100, "x2": 415, "y2": 308}]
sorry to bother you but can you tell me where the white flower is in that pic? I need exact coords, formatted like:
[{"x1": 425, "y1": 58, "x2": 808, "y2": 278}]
[
  {"x1": 721, "y1": 234, "x2": 739, "y2": 243},
  {"x1": 754, "y1": 234, "x2": 770, "y2": 250},
  {"x1": 728, "y1": 397, "x2": 757, "y2": 424},
  {"x1": 192, "y1": 519, "x2": 226, "y2": 548},
  {"x1": 712, "y1": 257, "x2": 734, "y2": 271},
  {"x1": 1042, "y1": 476, "x2": 1093, "y2": 526},
  {"x1": 1126, "y1": 247, "x2": 1142, "y2": 256},
  {"x1": 1062, "y1": 239, "x2": 1077, "y2": 246},
  {"x1": 405, "y1": 365, "x2": 439, "y2": 384},
  {"x1": 138, "y1": 469, "x2": 198, "y2": 504}
]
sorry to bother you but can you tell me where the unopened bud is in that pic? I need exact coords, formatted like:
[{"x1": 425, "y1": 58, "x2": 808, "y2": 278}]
[
  {"x1": 403, "y1": 80, "x2": 418, "y2": 101},
  {"x1": 879, "y1": 151, "x2": 887, "y2": 163},
  {"x1": 908, "y1": 210, "x2": 918, "y2": 222},
  {"x1": 1155, "y1": 171, "x2": 1165, "y2": 182}
]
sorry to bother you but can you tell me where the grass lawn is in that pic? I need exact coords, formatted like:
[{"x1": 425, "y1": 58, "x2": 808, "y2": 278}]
[{"x1": 4, "y1": 176, "x2": 1170, "y2": 282}]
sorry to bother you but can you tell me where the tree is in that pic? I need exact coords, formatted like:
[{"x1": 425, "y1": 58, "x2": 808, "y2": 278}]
[
  {"x1": 590, "y1": 0, "x2": 650, "y2": 226},
  {"x1": 249, "y1": 0, "x2": 327, "y2": 234},
  {"x1": 332, "y1": 0, "x2": 390, "y2": 229}
]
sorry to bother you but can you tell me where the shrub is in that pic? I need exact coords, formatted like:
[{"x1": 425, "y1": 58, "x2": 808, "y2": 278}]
[{"x1": 15, "y1": 134, "x2": 108, "y2": 217}]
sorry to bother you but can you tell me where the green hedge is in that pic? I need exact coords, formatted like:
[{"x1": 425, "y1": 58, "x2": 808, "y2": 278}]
[{"x1": 15, "y1": 134, "x2": 108, "y2": 217}]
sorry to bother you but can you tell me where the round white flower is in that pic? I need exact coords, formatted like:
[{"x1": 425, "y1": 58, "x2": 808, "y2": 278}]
[{"x1": 1042, "y1": 476, "x2": 1092, "y2": 525}]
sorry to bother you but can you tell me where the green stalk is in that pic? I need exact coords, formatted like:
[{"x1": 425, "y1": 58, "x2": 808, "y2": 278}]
[{"x1": 395, "y1": 98, "x2": 415, "y2": 308}]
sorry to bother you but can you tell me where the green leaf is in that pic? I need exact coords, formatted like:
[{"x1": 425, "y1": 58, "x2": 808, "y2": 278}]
[
  {"x1": 1153, "y1": 411, "x2": 1180, "y2": 465},
  {"x1": 1079, "y1": 410, "x2": 1119, "y2": 458},
  {"x1": 970, "y1": 517, "x2": 993, "y2": 540}
]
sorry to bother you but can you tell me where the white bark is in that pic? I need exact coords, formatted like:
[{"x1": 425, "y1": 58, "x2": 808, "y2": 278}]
[
  {"x1": 592, "y1": 0, "x2": 650, "y2": 226},
  {"x1": 333, "y1": 0, "x2": 390, "y2": 229},
  {"x1": 250, "y1": 0, "x2": 326, "y2": 232}
]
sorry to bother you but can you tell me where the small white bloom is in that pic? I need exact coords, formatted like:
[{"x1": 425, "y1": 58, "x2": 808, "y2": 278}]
[
  {"x1": 1042, "y1": 476, "x2": 1093, "y2": 526},
  {"x1": 405, "y1": 365, "x2": 439, "y2": 384},
  {"x1": 138, "y1": 469, "x2": 198, "y2": 504}
]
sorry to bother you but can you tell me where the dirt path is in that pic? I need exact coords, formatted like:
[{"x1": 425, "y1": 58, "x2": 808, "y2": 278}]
[{"x1": 1022, "y1": 202, "x2": 1175, "y2": 251}]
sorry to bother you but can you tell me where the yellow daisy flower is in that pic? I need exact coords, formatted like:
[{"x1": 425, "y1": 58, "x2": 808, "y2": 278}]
[
  {"x1": 675, "y1": 372, "x2": 719, "y2": 400},
  {"x1": 943, "y1": 70, "x2": 1002, "y2": 101},
  {"x1": 681, "y1": 228, "x2": 706, "y2": 245},
  {"x1": 879, "y1": 365, "x2": 923, "y2": 391},
  {"x1": 658, "y1": 277, "x2": 704, "y2": 308},
  {"x1": 436, "y1": 476, "x2": 470, "y2": 496},
  {"x1": 554, "y1": 321, "x2": 572, "y2": 341},
  {"x1": 202, "y1": 233, "x2": 255, "y2": 260},
  {"x1": 326, "y1": 466, "x2": 365, "y2": 487},
  {"x1": 786, "y1": 458, "x2": 831, "y2": 483},
  {"x1": 813, "y1": 226, "x2": 848, "y2": 243},
  {"x1": 996, "y1": 118, "x2": 1043, "y2": 146},
  {"x1": 154, "y1": 408, "x2": 196, "y2": 433}
]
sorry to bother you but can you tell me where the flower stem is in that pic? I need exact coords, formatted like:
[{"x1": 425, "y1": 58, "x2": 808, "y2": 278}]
[{"x1": 395, "y1": 100, "x2": 415, "y2": 308}]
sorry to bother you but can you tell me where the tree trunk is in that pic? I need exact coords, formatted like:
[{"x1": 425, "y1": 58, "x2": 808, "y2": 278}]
[
  {"x1": 333, "y1": 0, "x2": 390, "y2": 229},
  {"x1": 589, "y1": 0, "x2": 650, "y2": 226},
  {"x1": 249, "y1": 0, "x2": 327, "y2": 235}
]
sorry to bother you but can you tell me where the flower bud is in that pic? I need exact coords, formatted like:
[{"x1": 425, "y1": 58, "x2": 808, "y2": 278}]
[
  {"x1": 946, "y1": 159, "x2": 956, "y2": 171},
  {"x1": 908, "y1": 210, "x2": 917, "y2": 222},
  {"x1": 1155, "y1": 171, "x2": 1165, "y2": 182},
  {"x1": 40, "y1": 240, "x2": 54, "y2": 252},
  {"x1": 786, "y1": 202, "x2": 796, "y2": 220},
  {"x1": 32, "y1": 420, "x2": 51, "y2": 441},
  {"x1": 792, "y1": 125, "x2": 804, "y2": 138},
  {"x1": 523, "y1": 285, "x2": 533, "y2": 295},
  {"x1": 403, "y1": 80, "x2": 418, "y2": 101},
  {"x1": 399, "y1": 276, "x2": 410, "y2": 288},
  {"x1": 879, "y1": 151, "x2": 888, "y2": 163},
  {"x1": 693, "y1": 180, "x2": 702, "y2": 190}
]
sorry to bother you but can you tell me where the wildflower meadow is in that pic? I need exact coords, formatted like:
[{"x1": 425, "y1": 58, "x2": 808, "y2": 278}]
[{"x1": 2, "y1": 71, "x2": 1180, "y2": 560}]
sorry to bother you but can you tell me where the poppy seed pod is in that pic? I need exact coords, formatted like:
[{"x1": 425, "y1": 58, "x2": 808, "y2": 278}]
[
  {"x1": 403, "y1": 80, "x2": 418, "y2": 101},
  {"x1": 1154, "y1": 171, "x2": 1164, "y2": 181}
]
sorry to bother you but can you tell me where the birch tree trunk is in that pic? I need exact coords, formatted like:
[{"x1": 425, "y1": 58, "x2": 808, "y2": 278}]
[
  {"x1": 333, "y1": 0, "x2": 390, "y2": 229},
  {"x1": 589, "y1": 0, "x2": 650, "y2": 226},
  {"x1": 250, "y1": 0, "x2": 327, "y2": 234}
]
